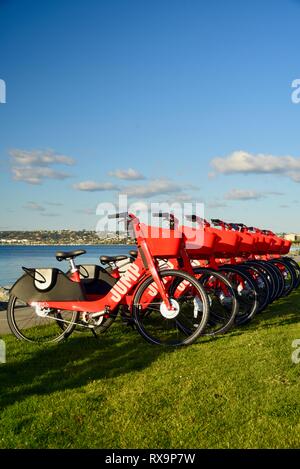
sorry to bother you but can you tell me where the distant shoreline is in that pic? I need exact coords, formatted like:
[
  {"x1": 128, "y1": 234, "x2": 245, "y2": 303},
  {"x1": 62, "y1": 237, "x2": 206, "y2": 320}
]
[
  {"x1": 0, "y1": 230, "x2": 134, "y2": 246},
  {"x1": 0, "y1": 242, "x2": 133, "y2": 247}
]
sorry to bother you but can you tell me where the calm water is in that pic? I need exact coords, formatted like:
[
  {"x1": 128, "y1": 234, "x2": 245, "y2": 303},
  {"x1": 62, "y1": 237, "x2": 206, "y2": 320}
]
[{"x1": 0, "y1": 245, "x2": 134, "y2": 286}]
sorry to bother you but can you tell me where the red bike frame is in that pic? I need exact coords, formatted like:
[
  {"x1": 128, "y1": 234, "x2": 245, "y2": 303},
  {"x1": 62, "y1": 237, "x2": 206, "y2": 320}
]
[{"x1": 30, "y1": 214, "x2": 180, "y2": 315}]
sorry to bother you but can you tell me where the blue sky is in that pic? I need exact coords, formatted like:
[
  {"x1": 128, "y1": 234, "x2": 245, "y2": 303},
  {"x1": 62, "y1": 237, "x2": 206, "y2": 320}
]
[{"x1": 0, "y1": 0, "x2": 300, "y2": 231}]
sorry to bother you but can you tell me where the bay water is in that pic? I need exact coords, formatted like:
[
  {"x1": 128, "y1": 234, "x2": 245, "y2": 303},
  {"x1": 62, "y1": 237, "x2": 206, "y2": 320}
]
[{"x1": 0, "y1": 245, "x2": 134, "y2": 286}]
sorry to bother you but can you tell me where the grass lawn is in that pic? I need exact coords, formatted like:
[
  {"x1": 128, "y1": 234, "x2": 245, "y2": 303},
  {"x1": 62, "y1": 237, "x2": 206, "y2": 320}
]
[{"x1": 1, "y1": 288, "x2": 300, "y2": 449}]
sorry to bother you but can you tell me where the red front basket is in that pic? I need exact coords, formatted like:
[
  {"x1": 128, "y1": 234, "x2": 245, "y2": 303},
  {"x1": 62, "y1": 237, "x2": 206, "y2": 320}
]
[
  {"x1": 254, "y1": 233, "x2": 272, "y2": 253},
  {"x1": 211, "y1": 228, "x2": 240, "y2": 256},
  {"x1": 139, "y1": 223, "x2": 182, "y2": 258},
  {"x1": 236, "y1": 232, "x2": 255, "y2": 255},
  {"x1": 281, "y1": 239, "x2": 292, "y2": 255},
  {"x1": 268, "y1": 235, "x2": 285, "y2": 254},
  {"x1": 180, "y1": 225, "x2": 219, "y2": 258}
]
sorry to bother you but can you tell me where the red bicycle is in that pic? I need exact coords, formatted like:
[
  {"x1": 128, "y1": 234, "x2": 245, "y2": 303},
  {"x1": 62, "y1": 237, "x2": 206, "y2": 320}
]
[
  {"x1": 145, "y1": 213, "x2": 239, "y2": 336},
  {"x1": 178, "y1": 216, "x2": 260, "y2": 326},
  {"x1": 7, "y1": 212, "x2": 210, "y2": 346}
]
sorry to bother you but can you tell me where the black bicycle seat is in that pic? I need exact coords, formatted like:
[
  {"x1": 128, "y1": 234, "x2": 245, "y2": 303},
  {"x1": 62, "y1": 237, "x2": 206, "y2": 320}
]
[
  {"x1": 100, "y1": 255, "x2": 128, "y2": 264},
  {"x1": 56, "y1": 250, "x2": 86, "y2": 262},
  {"x1": 129, "y1": 250, "x2": 138, "y2": 258}
]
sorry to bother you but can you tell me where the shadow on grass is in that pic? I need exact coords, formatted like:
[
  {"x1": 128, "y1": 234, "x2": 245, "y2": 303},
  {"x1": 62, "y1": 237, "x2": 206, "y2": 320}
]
[
  {"x1": 253, "y1": 287, "x2": 300, "y2": 329},
  {"x1": 201, "y1": 286, "x2": 300, "y2": 342},
  {"x1": 1, "y1": 286, "x2": 299, "y2": 413},
  {"x1": 0, "y1": 324, "x2": 173, "y2": 412}
]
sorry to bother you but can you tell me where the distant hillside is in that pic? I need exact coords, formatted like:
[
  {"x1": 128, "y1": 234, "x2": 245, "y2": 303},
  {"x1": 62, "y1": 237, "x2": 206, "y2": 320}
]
[{"x1": 0, "y1": 230, "x2": 134, "y2": 246}]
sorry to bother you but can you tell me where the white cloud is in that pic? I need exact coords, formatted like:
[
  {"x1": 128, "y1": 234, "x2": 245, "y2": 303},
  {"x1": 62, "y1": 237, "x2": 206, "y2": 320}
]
[
  {"x1": 207, "y1": 201, "x2": 228, "y2": 208},
  {"x1": 73, "y1": 181, "x2": 120, "y2": 191},
  {"x1": 175, "y1": 194, "x2": 194, "y2": 202},
  {"x1": 74, "y1": 208, "x2": 96, "y2": 215},
  {"x1": 108, "y1": 168, "x2": 145, "y2": 180},
  {"x1": 165, "y1": 193, "x2": 194, "y2": 203},
  {"x1": 211, "y1": 150, "x2": 300, "y2": 182},
  {"x1": 10, "y1": 149, "x2": 75, "y2": 166},
  {"x1": 45, "y1": 201, "x2": 63, "y2": 206},
  {"x1": 128, "y1": 201, "x2": 149, "y2": 212},
  {"x1": 266, "y1": 191, "x2": 285, "y2": 196},
  {"x1": 10, "y1": 148, "x2": 75, "y2": 184},
  {"x1": 224, "y1": 189, "x2": 266, "y2": 201},
  {"x1": 73, "y1": 178, "x2": 196, "y2": 202},
  {"x1": 40, "y1": 212, "x2": 60, "y2": 217},
  {"x1": 13, "y1": 167, "x2": 71, "y2": 184},
  {"x1": 224, "y1": 189, "x2": 285, "y2": 201},
  {"x1": 123, "y1": 179, "x2": 182, "y2": 198},
  {"x1": 24, "y1": 202, "x2": 46, "y2": 211}
]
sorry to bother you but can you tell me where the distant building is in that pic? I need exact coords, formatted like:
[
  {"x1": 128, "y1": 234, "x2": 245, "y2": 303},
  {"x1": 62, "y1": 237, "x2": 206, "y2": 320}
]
[{"x1": 284, "y1": 233, "x2": 300, "y2": 242}]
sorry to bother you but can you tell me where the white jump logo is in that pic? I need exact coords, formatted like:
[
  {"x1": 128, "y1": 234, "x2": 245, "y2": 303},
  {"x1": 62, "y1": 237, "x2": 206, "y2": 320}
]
[
  {"x1": 0, "y1": 79, "x2": 6, "y2": 104},
  {"x1": 291, "y1": 339, "x2": 300, "y2": 364},
  {"x1": 291, "y1": 79, "x2": 300, "y2": 104},
  {"x1": 110, "y1": 263, "x2": 140, "y2": 302}
]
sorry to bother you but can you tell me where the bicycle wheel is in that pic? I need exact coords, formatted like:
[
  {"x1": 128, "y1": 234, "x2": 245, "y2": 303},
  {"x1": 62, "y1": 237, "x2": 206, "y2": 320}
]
[
  {"x1": 219, "y1": 265, "x2": 259, "y2": 326},
  {"x1": 262, "y1": 261, "x2": 285, "y2": 300},
  {"x1": 269, "y1": 259, "x2": 295, "y2": 297},
  {"x1": 240, "y1": 263, "x2": 271, "y2": 313},
  {"x1": 245, "y1": 260, "x2": 277, "y2": 303},
  {"x1": 7, "y1": 295, "x2": 79, "y2": 343},
  {"x1": 133, "y1": 269, "x2": 209, "y2": 346},
  {"x1": 193, "y1": 268, "x2": 238, "y2": 335},
  {"x1": 283, "y1": 257, "x2": 300, "y2": 289},
  {"x1": 250, "y1": 260, "x2": 283, "y2": 300}
]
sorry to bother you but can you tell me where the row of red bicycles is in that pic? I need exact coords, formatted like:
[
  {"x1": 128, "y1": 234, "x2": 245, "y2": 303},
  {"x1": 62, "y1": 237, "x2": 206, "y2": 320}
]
[{"x1": 7, "y1": 212, "x2": 299, "y2": 346}]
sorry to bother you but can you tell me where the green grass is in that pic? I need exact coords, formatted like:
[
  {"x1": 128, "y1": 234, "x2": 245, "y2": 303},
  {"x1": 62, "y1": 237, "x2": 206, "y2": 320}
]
[{"x1": 1, "y1": 289, "x2": 300, "y2": 449}]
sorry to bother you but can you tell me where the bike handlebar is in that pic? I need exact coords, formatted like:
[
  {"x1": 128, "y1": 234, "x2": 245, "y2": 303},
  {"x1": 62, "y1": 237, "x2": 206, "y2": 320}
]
[
  {"x1": 211, "y1": 218, "x2": 229, "y2": 228},
  {"x1": 153, "y1": 212, "x2": 175, "y2": 221},
  {"x1": 247, "y1": 226, "x2": 261, "y2": 233},
  {"x1": 211, "y1": 218, "x2": 223, "y2": 225},
  {"x1": 228, "y1": 223, "x2": 241, "y2": 231},
  {"x1": 185, "y1": 214, "x2": 197, "y2": 222},
  {"x1": 261, "y1": 229, "x2": 274, "y2": 235},
  {"x1": 153, "y1": 212, "x2": 176, "y2": 229},
  {"x1": 107, "y1": 212, "x2": 129, "y2": 219},
  {"x1": 185, "y1": 215, "x2": 210, "y2": 226}
]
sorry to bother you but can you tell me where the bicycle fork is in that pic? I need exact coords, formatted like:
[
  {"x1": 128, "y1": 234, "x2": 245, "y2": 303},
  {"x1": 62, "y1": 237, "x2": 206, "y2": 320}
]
[{"x1": 139, "y1": 238, "x2": 174, "y2": 311}]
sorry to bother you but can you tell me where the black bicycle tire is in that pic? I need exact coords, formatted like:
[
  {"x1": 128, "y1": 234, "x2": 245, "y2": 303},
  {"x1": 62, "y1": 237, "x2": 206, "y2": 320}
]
[
  {"x1": 269, "y1": 258, "x2": 296, "y2": 297},
  {"x1": 239, "y1": 263, "x2": 271, "y2": 313},
  {"x1": 193, "y1": 267, "x2": 239, "y2": 335},
  {"x1": 245, "y1": 260, "x2": 277, "y2": 302},
  {"x1": 280, "y1": 257, "x2": 300, "y2": 289},
  {"x1": 7, "y1": 295, "x2": 79, "y2": 343},
  {"x1": 218, "y1": 265, "x2": 259, "y2": 326},
  {"x1": 132, "y1": 269, "x2": 210, "y2": 346},
  {"x1": 254, "y1": 260, "x2": 284, "y2": 300}
]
